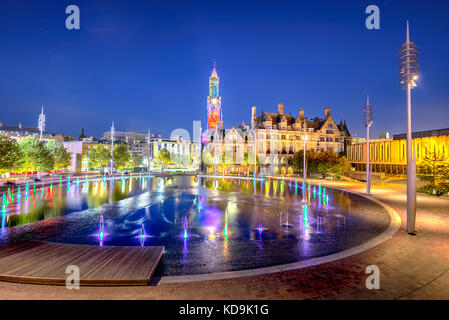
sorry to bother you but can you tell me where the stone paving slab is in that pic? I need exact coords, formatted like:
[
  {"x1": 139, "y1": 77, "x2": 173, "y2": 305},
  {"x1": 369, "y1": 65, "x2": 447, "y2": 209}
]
[{"x1": 0, "y1": 179, "x2": 448, "y2": 299}]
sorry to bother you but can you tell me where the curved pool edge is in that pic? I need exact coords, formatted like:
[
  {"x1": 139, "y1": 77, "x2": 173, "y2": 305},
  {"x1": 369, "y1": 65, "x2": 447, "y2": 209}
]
[{"x1": 157, "y1": 189, "x2": 401, "y2": 284}]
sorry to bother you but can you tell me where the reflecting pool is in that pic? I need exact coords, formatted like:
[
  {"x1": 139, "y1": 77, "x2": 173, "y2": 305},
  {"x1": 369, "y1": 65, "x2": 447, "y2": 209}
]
[{"x1": 0, "y1": 175, "x2": 391, "y2": 276}]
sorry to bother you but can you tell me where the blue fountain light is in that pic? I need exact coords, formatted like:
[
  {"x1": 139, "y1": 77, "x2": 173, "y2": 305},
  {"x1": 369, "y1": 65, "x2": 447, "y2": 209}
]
[
  {"x1": 183, "y1": 216, "x2": 188, "y2": 239},
  {"x1": 303, "y1": 205, "x2": 309, "y2": 224},
  {"x1": 98, "y1": 215, "x2": 105, "y2": 246},
  {"x1": 140, "y1": 224, "x2": 145, "y2": 247}
]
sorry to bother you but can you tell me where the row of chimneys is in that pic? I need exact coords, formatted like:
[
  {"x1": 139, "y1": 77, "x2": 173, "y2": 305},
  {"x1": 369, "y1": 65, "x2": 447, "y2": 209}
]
[
  {"x1": 276, "y1": 103, "x2": 331, "y2": 118},
  {"x1": 251, "y1": 104, "x2": 331, "y2": 124}
]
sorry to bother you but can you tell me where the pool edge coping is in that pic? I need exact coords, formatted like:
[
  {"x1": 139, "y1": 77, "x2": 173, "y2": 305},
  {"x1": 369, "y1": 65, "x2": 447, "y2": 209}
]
[{"x1": 157, "y1": 188, "x2": 401, "y2": 284}]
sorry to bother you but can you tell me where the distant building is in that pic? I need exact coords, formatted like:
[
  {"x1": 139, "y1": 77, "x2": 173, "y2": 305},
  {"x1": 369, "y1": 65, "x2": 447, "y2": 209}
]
[
  {"x1": 347, "y1": 128, "x2": 449, "y2": 174},
  {"x1": 150, "y1": 137, "x2": 201, "y2": 171},
  {"x1": 54, "y1": 134, "x2": 75, "y2": 142},
  {"x1": 62, "y1": 141, "x2": 110, "y2": 173},
  {"x1": 378, "y1": 132, "x2": 390, "y2": 139},
  {"x1": 0, "y1": 120, "x2": 53, "y2": 141},
  {"x1": 103, "y1": 130, "x2": 162, "y2": 157}
]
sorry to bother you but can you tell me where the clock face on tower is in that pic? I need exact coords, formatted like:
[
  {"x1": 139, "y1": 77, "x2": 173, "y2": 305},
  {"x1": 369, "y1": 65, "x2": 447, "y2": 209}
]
[{"x1": 207, "y1": 64, "x2": 222, "y2": 130}]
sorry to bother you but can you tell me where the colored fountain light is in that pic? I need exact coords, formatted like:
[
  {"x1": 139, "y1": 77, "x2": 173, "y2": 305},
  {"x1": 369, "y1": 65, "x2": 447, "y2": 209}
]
[
  {"x1": 224, "y1": 222, "x2": 228, "y2": 237},
  {"x1": 183, "y1": 216, "x2": 188, "y2": 239},
  {"x1": 258, "y1": 224, "x2": 263, "y2": 233},
  {"x1": 303, "y1": 205, "x2": 309, "y2": 223},
  {"x1": 2, "y1": 194, "x2": 7, "y2": 213},
  {"x1": 140, "y1": 224, "x2": 145, "y2": 247},
  {"x1": 98, "y1": 215, "x2": 105, "y2": 246}
]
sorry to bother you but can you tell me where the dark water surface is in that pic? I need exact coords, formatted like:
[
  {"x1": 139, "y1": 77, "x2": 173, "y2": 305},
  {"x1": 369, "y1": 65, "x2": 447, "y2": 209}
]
[{"x1": 0, "y1": 175, "x2": 390, "y2": 276}]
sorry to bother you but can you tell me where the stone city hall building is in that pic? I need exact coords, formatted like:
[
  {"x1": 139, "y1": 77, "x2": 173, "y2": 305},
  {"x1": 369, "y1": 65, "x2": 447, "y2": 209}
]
[
  {"x1": 206, "y1": 102, "x2": 351, "y2": 174},
  {"x1": 346, "y1": 128, "x2": 449, "y2": 174},
  {"x1": 203, "y1": 64, "x2": 351, "y2": 174}
]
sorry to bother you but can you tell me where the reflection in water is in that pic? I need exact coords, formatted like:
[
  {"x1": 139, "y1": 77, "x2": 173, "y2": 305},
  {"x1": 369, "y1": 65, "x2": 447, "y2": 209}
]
[
  {"x1": 0, "y1": 175, "x2": 393, "y2": 276},
  {"x1": 0, "y1": 176, "x2": 156, "y2": 228}
]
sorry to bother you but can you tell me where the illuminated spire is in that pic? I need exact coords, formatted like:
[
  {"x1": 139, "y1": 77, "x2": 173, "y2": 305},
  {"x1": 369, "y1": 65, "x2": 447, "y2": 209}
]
[
  {"x1": 209, "y1": 62, "x2": 219, "y2": 97},
  {"x1": 211, "y1": 61, "x2": 218, "y2": 78},
  {"x1": 207, "y1": 61, "x2": 222, "y2": 129}
]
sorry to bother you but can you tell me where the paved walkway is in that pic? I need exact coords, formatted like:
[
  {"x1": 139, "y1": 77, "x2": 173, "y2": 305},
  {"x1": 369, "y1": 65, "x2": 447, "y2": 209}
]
[{"x1": 0, "y1": 179, "x2": 448, "y2": 299}]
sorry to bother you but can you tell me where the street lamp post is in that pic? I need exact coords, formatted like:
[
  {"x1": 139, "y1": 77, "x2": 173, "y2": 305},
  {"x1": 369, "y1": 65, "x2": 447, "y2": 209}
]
[
  {"x1": 147, "y1": 128, "x2": 151, "y2": 173},
  {"x1": 399, "y1": 20, "x2": 419, "y2": 235},
  {"x1": 110, "y1": 121, "x2": 115, "y2": 175},
  {"x1": 38, "y1": 106, "x2": 46, "y2": 141},
  {"x1": 363, "y1": 94, "x2": 373, "y2": 195},
  {"x1": 254, "y1": 130, "x2": 257, "y2": 178}
]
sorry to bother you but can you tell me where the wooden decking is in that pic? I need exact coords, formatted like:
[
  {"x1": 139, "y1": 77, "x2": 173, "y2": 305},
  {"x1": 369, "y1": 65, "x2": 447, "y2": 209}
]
[{"x1": 0, "y1": 241, "x2": 164, "y2": 286}]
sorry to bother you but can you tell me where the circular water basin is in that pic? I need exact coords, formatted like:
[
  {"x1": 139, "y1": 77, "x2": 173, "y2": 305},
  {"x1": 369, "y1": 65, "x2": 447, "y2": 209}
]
[{"x1": 0, "y1": 175, "x2": 393, "y2": 277}]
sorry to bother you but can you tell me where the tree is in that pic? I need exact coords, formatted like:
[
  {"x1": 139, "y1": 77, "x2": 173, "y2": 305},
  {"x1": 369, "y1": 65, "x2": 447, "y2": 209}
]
[
  {"x1": 113, "y1": 144, "x2": 131, "y2": 171},
  {"x1": 0, "y1": 134, "x2": 23, "y2": 174},
  {"x1": 293, "y1": 149, "x2": 351, "y2": 177},
  {"x1": 418, "y1": 150, "x2": 449, "y2": 187},
  {"x1": 157, "y1": 148, "x2": 172, "y2": 171},
  {"x1": 45, "y1": 139, "x2": 70, "y2": 171},
  {"x1": 201, "y1": 151, "x2": 214, "y2": 169},
  {"x1": 243, "y1": 152, "x2": 261, "y2": 166},
  {"x1": 131, "y1": 155, "x2": 143, "y2": 168},
  {"x1": 88, "y1": 145, "x2": 111, "y2": 170},
  {"x1": 293, "y1": 149, "x2": 319, "y2": 173},
  {"x1": 18, "y1": 136, "x2": 53, "y2": 179}
]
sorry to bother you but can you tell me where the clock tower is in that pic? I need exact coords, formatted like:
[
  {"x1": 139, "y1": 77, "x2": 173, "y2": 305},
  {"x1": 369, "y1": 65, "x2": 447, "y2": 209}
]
[{"x1": 207, "y1": 62, "x2": 222, "y2": 129}]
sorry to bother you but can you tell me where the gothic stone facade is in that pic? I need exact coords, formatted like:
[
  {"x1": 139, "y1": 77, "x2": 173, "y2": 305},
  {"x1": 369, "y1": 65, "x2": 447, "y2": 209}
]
[{"x1": 205, "y1": 103, "x2": 350, "y2": 173}]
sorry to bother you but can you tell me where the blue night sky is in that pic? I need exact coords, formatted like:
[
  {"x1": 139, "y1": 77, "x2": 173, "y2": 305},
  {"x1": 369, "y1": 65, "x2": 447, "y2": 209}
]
[{"x1": 0, "y1": 0, "x2": 448, "y2": 140}]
